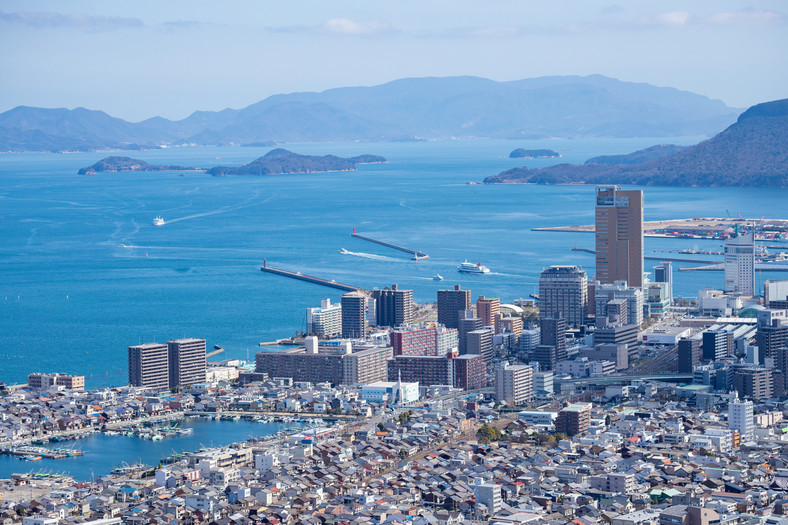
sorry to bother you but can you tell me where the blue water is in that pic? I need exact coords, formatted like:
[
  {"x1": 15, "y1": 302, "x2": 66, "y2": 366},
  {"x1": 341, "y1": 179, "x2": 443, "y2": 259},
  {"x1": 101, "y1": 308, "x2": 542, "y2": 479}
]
[
  {"x1": 0, "y1": 419, "x2": 297, "y2": 480},
  {"x1": 2, "y1": 138, "x2": 788, "y2": 389}
]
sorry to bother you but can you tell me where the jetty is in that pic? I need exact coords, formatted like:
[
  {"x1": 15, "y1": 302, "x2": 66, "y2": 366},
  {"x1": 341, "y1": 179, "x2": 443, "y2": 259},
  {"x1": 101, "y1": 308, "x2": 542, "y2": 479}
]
[
  {"x1": 261, "y1": 260, "x2": 367, "y2": 293},
  {"x1": 351, "y1": 229, "x2": 428, "y2": 260}
]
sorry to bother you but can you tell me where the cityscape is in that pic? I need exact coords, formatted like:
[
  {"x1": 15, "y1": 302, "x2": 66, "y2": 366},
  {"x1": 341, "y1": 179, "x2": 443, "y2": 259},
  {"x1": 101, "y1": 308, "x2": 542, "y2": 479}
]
[{"x1": 2, "y1": 1, "x2": 788, "y2": 525}]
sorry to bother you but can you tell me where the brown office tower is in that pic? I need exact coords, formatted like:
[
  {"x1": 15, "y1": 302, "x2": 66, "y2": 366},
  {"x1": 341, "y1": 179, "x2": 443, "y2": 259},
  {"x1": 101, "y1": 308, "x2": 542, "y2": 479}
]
[
  {"x1": 373, "y1": 284, "x2": 414, "y2": 328},
  {"x1": 167, "y1": 338, "x2": 207, "y2": 388},
  {"x1": 476, "y1": 296, "x2": 500, "y2": 329},
  {"x1": 595, "y1": 185, "x2": 644, "y2": 287},
  {"x1": 341, "y1": 292, "x2": 367, "y2": 338},
  {"x1": 555, "y1": 402, "x2": 592, "y2": 436},
  {"x1": 733, "y1": 367, "x2": 773, "y2": 401},
  {"x1": 437, "y1": 285, "x2": 471, "y2": 329},
  {"x1": 540, "y1": 317, "x2": 567, "y2": 361},
  {"x1": 128, "y1": 343, "x2": 169, "y2": 390}
]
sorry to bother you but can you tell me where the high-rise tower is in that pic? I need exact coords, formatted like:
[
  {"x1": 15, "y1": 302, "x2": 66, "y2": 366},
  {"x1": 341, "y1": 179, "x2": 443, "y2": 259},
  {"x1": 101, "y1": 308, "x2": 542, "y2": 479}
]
[{"x1": 595, "y1": 186, "x2": 644, "y2": 287}]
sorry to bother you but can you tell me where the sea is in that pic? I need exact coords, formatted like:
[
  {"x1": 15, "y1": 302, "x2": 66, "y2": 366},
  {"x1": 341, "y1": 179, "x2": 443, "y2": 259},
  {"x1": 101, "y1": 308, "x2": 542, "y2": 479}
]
[{"x1": 2, "y1": 137, "x2": 788, "y2": 392}]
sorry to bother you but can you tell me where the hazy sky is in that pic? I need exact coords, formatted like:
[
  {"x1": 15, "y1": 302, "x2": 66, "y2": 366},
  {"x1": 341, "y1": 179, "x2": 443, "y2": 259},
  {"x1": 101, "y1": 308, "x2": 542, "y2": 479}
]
[{"x1": 2, "y1": 1, "x2": 786, "y2": 121}]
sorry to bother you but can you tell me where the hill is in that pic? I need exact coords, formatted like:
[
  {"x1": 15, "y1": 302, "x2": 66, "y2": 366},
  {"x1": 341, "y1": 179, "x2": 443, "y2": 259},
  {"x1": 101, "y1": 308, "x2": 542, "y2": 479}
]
[
  {"x1": 585, "y1": 144, "x2": 686, "y2": 165},
  {"x1": 0, "y1": 75, "x2": 740, "y2": 151},
  {"x1": 484, "y1": 99, "x2": 788, "y2": 187},
  {"x1": 206, "y1": 149, "x2": 387, "y2": 176},
  {"x1": 78, "y1": 156, "x2": 197, "y2": 175}
]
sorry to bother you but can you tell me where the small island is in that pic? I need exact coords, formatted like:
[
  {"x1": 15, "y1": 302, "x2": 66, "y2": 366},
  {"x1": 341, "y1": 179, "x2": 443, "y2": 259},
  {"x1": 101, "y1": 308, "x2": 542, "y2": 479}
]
[
  {"x1": 78, "y1": 156, "x2": 197, "y2": 175},
  {"x1": 509, "y1": 148, "x2": 560, "y2": 159},
  {"x1": 206, "y1": 149, "x2": 387, "y2": 176},
  {"x1": 78, "y1": 150, "x2": 388, "y2": 177}
]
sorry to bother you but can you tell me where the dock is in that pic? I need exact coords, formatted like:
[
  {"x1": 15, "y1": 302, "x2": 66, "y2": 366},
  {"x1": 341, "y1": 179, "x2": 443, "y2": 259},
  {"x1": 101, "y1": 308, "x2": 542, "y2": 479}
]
[
  {"x1": 571, "y1": 247, "x2": 719, "y2": 265},
  {"x1": 351, "y1": 229, "x2": 428, "y2": 260},
  {"x1": 261, "y1": 259, "x2": 366, "y2": 293}
]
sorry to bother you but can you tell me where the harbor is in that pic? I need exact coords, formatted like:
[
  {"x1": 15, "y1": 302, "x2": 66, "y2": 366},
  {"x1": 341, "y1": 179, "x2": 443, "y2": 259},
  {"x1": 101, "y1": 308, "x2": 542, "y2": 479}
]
[{"x1": 351, "y1": 228, "x2": 429, "y2": 260}]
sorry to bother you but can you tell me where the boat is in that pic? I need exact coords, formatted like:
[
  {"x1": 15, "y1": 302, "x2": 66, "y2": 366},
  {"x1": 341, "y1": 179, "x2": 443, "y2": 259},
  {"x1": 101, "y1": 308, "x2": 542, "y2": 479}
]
[
  {"x1": 153, "y1": 216, "x2": 165, "y2": 226},
  {"x1": 458, "y1": 260, "x2": 491, "y2": 274},
  {"x1": 339, "y1": 248, "x2": 350, "y2": 254},
  {"x1": 433, "y1": 274, "x2": 443, "y2": 281}
]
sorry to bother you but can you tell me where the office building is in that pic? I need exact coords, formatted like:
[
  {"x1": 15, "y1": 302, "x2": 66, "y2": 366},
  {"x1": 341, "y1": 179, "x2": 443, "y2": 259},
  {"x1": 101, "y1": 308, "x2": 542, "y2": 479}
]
[
  {"x1": 578, "y1": 344, "x2": 628, "y2": 371},
  {"x1": 372, "y1": 284, "x2": 413, "y2": 328},
  {"x1": 724, "y1": 231, "x2": 755, "y2": 296},
  {"x1": 256, "y1": 342, "x2": 391, "y2": 385},
  {"x1": 519, "y1": 328, "x2": 541, "y2": 352},
  {"x1": 495, "y1": 314, "x2": 523, "y2": 337},
  {"x1": 594, "y1": 185, "x2": 644, "y2": 287},
  {"x1": 128, "y1": 343, "x2": 170, "y2": 390},
  {"x1": 654, "y1": 262, "x2": 673, "y2": 304},
  {"x1": 678, "y1": 338, "x2": 702, "y2": 373},
  {"x1": 387, "y1": 351, "x2": 484, "y2": 391},
  {"x1": 27, "y1": 373, "x2": 85, "y2": 390},
  {"x1": 390, "y1": 326, "x2": 437, "y2": 356},
  {"x1": 476, "y1": 296, "x2": 500, "y2": 328},
  {"x1": 466, "y1": 328, "x2": 494, "y2": 363},
  {"x1": 474, "y1": 482, "x2": 502, "y2": 516},
  {"x1": 534, "y1": 345, "x2": 560, "y2": 372},
  {"x1": 757, "y1": 309, "x2": 788, "y2": 365},
  {"x1": 765, "y1": 279, "x2": 788, "y2": 307},
  {"x1": 728, "y1": 395, "x2": 754, "y2": 441},
  {"x1": 540, "y1": 317, "x2": 567, "y2": 358},
  {"x1": 306, "y1": 299, "x2": 342, "y2": 338},
  {"x1": 538, "y1": 265, "x2": 588, "y2": 326},
  {"x1": 495, "y1": 364, "x2": 534, "y2": 405},
  {"x1": 593, "y1": 324, "x2": 638, "y2": 347},
  {"x1": 555, "y1": 402, "x2": 592, "y2": 436},
  {"x1": 437, "y1": 285, "x2": 471, "y2": 329},
  {"x1": 167, "y1": 338, "x2": 207, "y2": 388},
  {"x1": 341, "y1": 292, "x2": 367, "y2": 339},
  {"x1": 645, "y1": 281, "x2": 671, "y2": 315},
  {"x1": 361, "y1": 381, "x2": 420, "y2": 405},
  {"x1": 533, "y1": 371, "x2": 554, "y2": 396}
]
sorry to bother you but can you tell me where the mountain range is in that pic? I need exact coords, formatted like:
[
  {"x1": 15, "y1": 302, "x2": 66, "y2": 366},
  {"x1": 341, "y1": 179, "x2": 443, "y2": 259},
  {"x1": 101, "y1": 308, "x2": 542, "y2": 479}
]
[
  {"x1": 0, "y1": 75, "x2": 740, "y2": 152},
  {"x1": 484, "y1": 98, "x2": 788, "y2": 187}
]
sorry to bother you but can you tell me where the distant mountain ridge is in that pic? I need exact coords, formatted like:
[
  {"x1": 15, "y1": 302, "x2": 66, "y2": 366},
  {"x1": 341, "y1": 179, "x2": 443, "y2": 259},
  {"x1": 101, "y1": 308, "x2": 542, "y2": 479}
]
[
  {"x1": 0, "y1": 75, "x2": 740, "y2": 152},
  {"x1": 484, "y1": 98, "x2": 788, "y2": 187}
]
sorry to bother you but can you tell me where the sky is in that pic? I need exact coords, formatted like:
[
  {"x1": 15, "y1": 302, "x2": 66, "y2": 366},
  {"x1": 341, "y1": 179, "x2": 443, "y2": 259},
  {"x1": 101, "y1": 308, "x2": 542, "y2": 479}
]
[{"x1": 1, "y1": 1, "x2": 786, "y2": 122}]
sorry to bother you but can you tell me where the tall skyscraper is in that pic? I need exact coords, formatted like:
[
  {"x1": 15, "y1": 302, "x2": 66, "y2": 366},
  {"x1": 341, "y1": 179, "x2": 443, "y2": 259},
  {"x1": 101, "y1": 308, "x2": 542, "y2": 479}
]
[
  {"x1": 128, "y1": 342, "x2": 169, "y2": 390},
  {"x1": 539, "y1": 265, "x2": 588, "y2": 326},
  {"x1": 724, "y1": 231, "x2": 755, "y2": 296},
  {"x1": 476, "y1": 296, "x2": 500, "y2": 329},
  {"x1": 167, "y1": 338, "x2": 206, "y2": 388},
  {"x1": 372, "y1": 284, "x2": 414, "y2": 328},
  {"x1": 595, "y1": 185, "x2": 644, "y2": 287},
  {"x1": 437, "y1": 285, "x2": 471, "y2": 329},
  {"x1": 341, "y1": 292, "x2": 368, "y2": 338}
]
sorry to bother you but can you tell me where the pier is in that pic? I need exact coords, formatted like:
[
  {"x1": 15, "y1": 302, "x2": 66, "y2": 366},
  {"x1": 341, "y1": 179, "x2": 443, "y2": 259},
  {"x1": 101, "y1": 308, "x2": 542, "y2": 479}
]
[
  {"x1": 351, "y1": 229, "x2": 428, "y2": 260},
  {"x1": 261, "y1": 260, "x2": 367, "y2": 293},
  {"x1": 571, "y1": 247, "x2": 720, "y2": 265}
]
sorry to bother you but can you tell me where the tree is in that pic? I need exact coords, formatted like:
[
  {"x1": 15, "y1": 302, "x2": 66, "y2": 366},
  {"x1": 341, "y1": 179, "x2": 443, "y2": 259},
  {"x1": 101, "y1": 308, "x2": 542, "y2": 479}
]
[
  {"x1": 477, "y1": 423, "x2": 502, "y2": 444},
  {"x1": 377, "y1": 422, "x2": 385, "y2": 431}
]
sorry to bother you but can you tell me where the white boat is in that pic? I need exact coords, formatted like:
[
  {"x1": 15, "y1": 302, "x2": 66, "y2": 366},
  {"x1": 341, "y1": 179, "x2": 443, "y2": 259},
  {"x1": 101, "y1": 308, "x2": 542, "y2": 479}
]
[
  {"x1": 433, "y1": 274, "x2": 443, "y2": 281},
  {"x1": 458, "y1": 260, "x2": 491, "y2": 274},
  {"x1": 339, "y1": 248, "x2": 349, "y2": 254},
  {"x1": 153, "y1": 216, "x2": 165, "y2": 226}
]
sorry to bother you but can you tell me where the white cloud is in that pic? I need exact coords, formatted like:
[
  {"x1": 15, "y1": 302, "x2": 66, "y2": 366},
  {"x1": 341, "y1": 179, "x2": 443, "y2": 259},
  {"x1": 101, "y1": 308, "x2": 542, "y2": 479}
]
[
  {"x1": 635, "y1": 11, "x2": 691, "y2": 28},
  {"x1": 0, "y1": 11, "x2": 143, "y2": 32},
  {"x1": 321, "y1": 18, "x2": 394, "y2": 36},
  {"x1": 707, "y1": 9, "x2": 788, "y2": 26}
]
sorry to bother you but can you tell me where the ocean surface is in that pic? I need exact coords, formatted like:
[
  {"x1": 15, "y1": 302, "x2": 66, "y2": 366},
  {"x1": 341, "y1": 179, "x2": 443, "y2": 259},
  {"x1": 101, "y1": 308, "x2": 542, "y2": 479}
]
[{"x1": 3, "y1": 138, "x2": 788, "y2": 389}]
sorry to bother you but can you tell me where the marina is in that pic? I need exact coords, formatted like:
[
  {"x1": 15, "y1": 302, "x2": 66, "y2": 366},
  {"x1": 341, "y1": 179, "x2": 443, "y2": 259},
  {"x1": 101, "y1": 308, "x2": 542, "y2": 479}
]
[{"x1": 351, "y1": 229, "x2": 429, "y2": 260}]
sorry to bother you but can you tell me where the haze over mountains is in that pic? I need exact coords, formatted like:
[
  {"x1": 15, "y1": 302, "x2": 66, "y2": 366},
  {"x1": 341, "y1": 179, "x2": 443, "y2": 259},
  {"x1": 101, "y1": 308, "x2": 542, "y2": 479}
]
[
  {"x1": 484, "y1": 98, "x2": 788, "y2": 187},
  {"x1": 0, "y1": 75, "x2": 740, "y2": 152}
]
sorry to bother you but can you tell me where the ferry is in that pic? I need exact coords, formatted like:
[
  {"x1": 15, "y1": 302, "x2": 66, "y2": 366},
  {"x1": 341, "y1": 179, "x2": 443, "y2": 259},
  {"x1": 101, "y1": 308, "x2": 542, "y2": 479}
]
[
  {"x1": 433, "y1": 274, "x2": 444, "y2": 281},
  {"x1": 339, "y1": 248, "x2": 350, "y2": 254},
  {"x1": 458, "y1": 261, "x2": 491, "y2": 274},
  {"x1": 153, "y1": 216, "x2": 165, "y2": 226}
]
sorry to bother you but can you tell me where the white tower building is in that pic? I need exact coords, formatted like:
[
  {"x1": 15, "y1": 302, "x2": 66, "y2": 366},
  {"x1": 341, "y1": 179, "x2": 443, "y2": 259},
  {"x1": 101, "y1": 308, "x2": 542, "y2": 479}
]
[
  {"x1": 724, "y1": 231, "x2": 754, "y2": 296},
  {"x1": 728, "y1": 393, "x2": 754, "y2": 441}
]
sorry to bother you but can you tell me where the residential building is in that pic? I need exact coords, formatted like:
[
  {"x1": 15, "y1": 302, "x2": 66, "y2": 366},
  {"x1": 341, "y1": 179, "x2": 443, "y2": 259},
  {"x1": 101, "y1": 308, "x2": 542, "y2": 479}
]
[
  {"x1": 678, "y1": 338, "x2": 702, "y2": 373},
  {"x1": 589, "y1": 473, "x2": 636, "y2": 494},
  {"x1": 653, "y1": 262, "x2": 673, "y2": 305},
  {"x1": 437, "y1": 285, "x2": 471, "y2": 329},
  {"x1": 540, "y1": 317, "x2": 567, "y2": 360},
  {"x1": 452, "y1": 354, "x2": 486, "y2": 390},
  {"x1": 533, "y1": 371, "x2": 554, "y2": 396},
  {"x1": 538, "y1": 265, "x2": 588, "y2": 326},
  {"x1": 728, "y1": 395, "x2": 754, "y2": 441},
  {"x1": 595, "y1": 280, "x2": 644, "y2": 328},
  {"x1": 466, "y1": 328, "x2": 494, "y2": 362},
  {"x1": 128, "y1": 342, "x2": 169, "y2": 390},
  {"x1": 372, "y1": 284, "x2": 413, "y2": 328},
  {"x1": 555, "y1": 402, "x2": 592, "y2": 436},
  {"x1": 474, "y1": 482, "x2": 502, "y2": 515},
  {"x1": 476, "y1": 296, "x2": 500, "y2": 328},
  {"x1": 495, "y1": 364, "x2": 534, "y2": 405},
  {"x1": 341, "y1": 292, "x2": 367, "y2": 339},
  {"x1": 306, "y1": 299, "x2": 342, "y2": 338},
  {"x1": 702, "y1": 330, "x2": 733, "y2": 361},
  {"x1": 595, "y1": 185, "x2": 644, "y2": 287},
  {"x1": 733, "y1": 367, "x2": 773, "y2": 401},
  {"x1": 167, "y1": 338, "x2": 207, "y2": 388},
  {"x1": 435, "y1": 326, "x2": 459, "y2": 356},
  {"x1": 390, "y1": 326, "x2": 437, "y2": 356},
  {"x1": 458, "y1": 311, "x2": 483, "y2": 355}
]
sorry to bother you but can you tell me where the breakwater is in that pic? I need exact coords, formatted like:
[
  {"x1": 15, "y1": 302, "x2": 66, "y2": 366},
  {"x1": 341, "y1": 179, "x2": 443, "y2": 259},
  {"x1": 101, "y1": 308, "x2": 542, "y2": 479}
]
[
  {"x1": 351, "y1": 229, "x2": 428, "y2": 260},
  {"x1": 261, "y1": 260, "x2": 366, "y2": 293}
]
